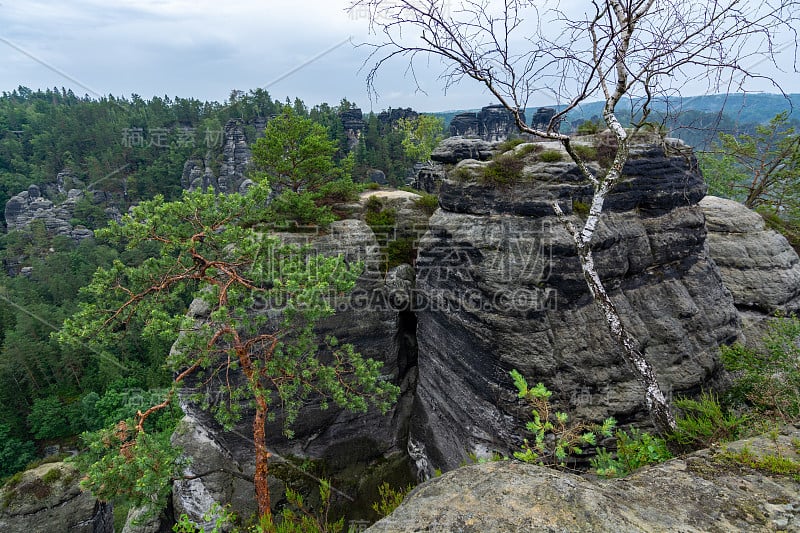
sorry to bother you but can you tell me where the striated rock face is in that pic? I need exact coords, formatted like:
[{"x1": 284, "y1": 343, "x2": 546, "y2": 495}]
[
  {"x1": 412, "y1": 140, "x2": 740, "y2": 473},
  {"x1": 413, "y1": 164, "x2": 447, "y2": 194},
  {"x1": 700, "y1": 195, "x2": 800, "y2": 315},
  {"x1": 368, "y1": 425, "x2": 800, "y2": 532},
  {"x1": 377, "y1": 107, "x2": 418, "y2": 126},
  {"x1": 0, "y1": 462, "x2": 113, "y2": 533},
  {"x1": 449, "y1": 112, "x2": 481, "y2": 137},
  {"x1": 529, "y1": 107, "x2": 558, "y2": 131},
  {"x1": 182, "y1": 119, "x2": 253, "y2": 194}
]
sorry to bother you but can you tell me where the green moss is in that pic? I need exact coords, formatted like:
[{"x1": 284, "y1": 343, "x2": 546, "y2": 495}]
[
  {"x1": 721, "y1": 445, "x2": 800, "y2": 477},
  {"x1": 41, "y1": 467, "x2": 62, "y2": 484}
]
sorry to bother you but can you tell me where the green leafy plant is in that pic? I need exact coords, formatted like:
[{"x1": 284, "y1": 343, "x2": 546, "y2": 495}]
[
  {"x1": 670, "y1": 392, "x2": 746, "y2": 449},
  {"x1": 173, "y1": 503, "x2": 237, "y2": 533},
  {"x1": 413, "y1": 192, "x2": 439, "y2": 216},
  {"x1": 720, "y1": 315, "x2": 800, "y2": 422},
  {"x1": 480, "y1": 154, "x2": 526, "y2": 187},
  {"x1": 591, "y1": 428, "x2": 672, "y2": 477},
  {"x1": 510, "y1": 370, "x2": 616, "y2": 467},
  {"x1": 371, "y1": 481, "x2": 413, "y2": 518}
]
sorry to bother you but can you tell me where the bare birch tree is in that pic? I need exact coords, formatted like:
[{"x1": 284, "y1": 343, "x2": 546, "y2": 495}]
[{"x1": 348, "y1": 0, "x2": 800, "y2": 434}]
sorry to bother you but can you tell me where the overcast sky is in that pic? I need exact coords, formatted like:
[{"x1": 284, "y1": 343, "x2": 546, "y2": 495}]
[{"x1": 1, "y1": 0, "x2": 798, "y2": 113}]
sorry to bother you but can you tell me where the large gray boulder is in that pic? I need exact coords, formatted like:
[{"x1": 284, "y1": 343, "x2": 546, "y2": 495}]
[
  {"x1": 700, "y1": 195, "x2": 800, "y2": 315},
  {"x1": 412, "y1": 140, "x2": 740, "y2": 473},
  {"x1": 0, "y1": 462, "x2": 113, "y2": 533},
  {"x1": 431, "y1": 136, "x2": 497, "y2": 164},
  {"x1": 368, "y1": 425, "x2": 800, "y2": 532}
]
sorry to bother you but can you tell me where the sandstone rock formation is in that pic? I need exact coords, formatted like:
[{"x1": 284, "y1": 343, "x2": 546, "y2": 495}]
[
  {"x1": 529, "y1": 106, "x2": 559, "y2": 131},
  {"x1": 368, "y1": 424, "x2": 800, "y2": 532},
  {"x1": 0, "y1": 462, "x2": 113, "y2": 533},
  {"x1": 430, "y1": 137, "x2": 497, "y2": 164},
  {"x1": 4, "y1": 185, "x2": 105, "y2": 243},
  {"x1": 377, "y1": 107, "x2": 418, "y2": 126},
  {"x1": 181, "y1": 119, "x2": 253, "y2": 193},
  {"x1": 448, "y1": 105, "x2": 526, "y2": 141},
  {"x1": 340, "y1": 107, "x2": 365, "y2": 151},
  {"x1": 701, "y1": 195, "x2": 800, "y2": 316},
  {"x1": 412, "y1": 140, "x2": 740, "y2": 473}
]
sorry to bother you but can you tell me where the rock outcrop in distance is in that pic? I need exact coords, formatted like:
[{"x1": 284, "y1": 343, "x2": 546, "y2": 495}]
[
  {"x1": 181, "y1": 119, "x2": 256, "y2": 194},
  {"x1": 4, "y1": 184, "x2": 107, "y2": 243},
  {"x1": 367, "y1": 424, "x2": 800, "y2": 532},
  {"x1": 449, "y1": 105, "x2": 527, "y2": 141}
]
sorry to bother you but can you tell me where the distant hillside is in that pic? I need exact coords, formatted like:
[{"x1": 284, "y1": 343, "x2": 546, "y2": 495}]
[{"x1": 432, "y1": 93, "x2": 800, "y2": 149}]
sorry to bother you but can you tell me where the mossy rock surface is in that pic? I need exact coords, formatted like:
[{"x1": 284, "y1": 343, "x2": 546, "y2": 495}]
[{"x1": 368, "y1": 426, "x2": 800, "y2": 532}]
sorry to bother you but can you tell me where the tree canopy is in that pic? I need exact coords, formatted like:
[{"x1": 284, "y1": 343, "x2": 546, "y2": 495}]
[{"x1": 57, "y1": 181, "x2": 399, "y2": 517}]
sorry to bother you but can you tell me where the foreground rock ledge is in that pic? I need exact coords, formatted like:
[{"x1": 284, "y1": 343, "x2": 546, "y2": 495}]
[{"x1": 368, "y1": 426, "x2": 800, "y2": 532}]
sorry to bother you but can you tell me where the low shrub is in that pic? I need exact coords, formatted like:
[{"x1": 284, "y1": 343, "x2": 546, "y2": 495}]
[
  {"x1": 510, "y1": 370, "x2": 616, "y2": 467},
  {"x1": 495, "y1": 138, "x2": 526, "y2": 152},
  {"x1": 386, "y1": 238, "x2": 416, "y2": 269},
  {"x1": 414, "y1": 192, "x2": 439, "y2": 216},
  {"x1": 721, "y1": 315, "x2": 800, "y2": 422},
  {"x1": 670, "y1": 392, "x2": 747, "y2": 449},
  {"x1": 267, "y1": 190, "x2": 336, "y2": 229},
  {"x1": 480, "y1": 153, "x2": 526, "y2": 187},
  {"x1": 592, "y1": 429, "x2": 672, "y2": 477},
  {"x1": 572, "y1": 144, "x2": 598, "y2": 161},
  {"x1": 372, "y1": 482, "x2": 414, "y2": 518},
  {"x1": 576, "y1": 119, "x2": 602, "y2": 135},
  {"x1": 538, "y1": 150, "x2": 564, "y2": 162}
]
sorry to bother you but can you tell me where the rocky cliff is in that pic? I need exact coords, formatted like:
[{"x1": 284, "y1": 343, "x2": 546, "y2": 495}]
[
  {"x1": 449, "y1": 105, "x2": 526, "y2": 141},
  {"x1": 0, "y1": 462, "x2": 113, "y2": 533},
  {"x1": 411, "y1": 139, "x2": 741, "y2": 473},
  {"x1": 158, "y1": 136, "x2": 800, "y2": 527},
  {"x1": 368, "y1": 424, "x2": 800, "y2": 532},
  {"x1": 181, "y1": 119, "x2": 254, "y2": 194}
]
